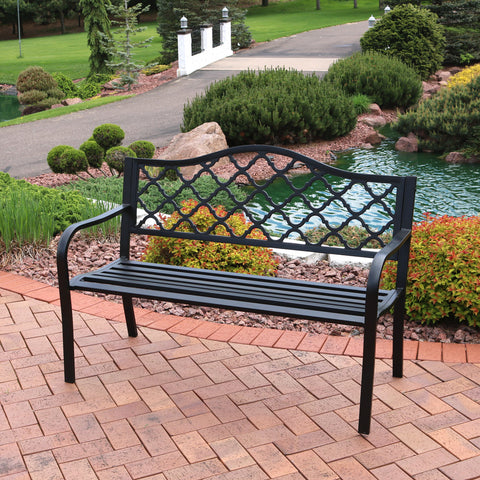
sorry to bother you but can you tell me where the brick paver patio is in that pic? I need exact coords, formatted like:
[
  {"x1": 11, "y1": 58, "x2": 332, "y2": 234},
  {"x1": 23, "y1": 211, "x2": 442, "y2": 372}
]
[{"x1": 1, "y1": 270, "x2": 480, "y2": 479}]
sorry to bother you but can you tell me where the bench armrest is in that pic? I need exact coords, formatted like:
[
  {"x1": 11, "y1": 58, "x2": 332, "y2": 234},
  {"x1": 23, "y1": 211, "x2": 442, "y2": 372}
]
[
  {"x1": 57, "y1": 205, "x2": 129, "y2": 287},
  {"x1": 365, "y1": 228, "x2": 412, "y2": 320}
]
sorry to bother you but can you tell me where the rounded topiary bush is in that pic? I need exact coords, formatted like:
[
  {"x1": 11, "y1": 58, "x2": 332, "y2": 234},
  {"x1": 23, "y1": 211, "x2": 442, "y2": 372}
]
[
  {"x1": 58, "y1": 147, "x2": 89, "y2": 174},
  {"x1": 129, "y1": 140, "x2": 156, "y2": 159},
  {"x1": 182, "y1": 68, "x2": 357, "y2": 145},
  {"x1": 382, "y1": 214, "x2": 480, "y2": 326},
  {"x1": 323, "y1": 52, "x2": 423, "y2": 108},
  {"x1": 105, "y1": 146, "x2": 136, "y2": 174},
  {"x1": 142, "y1": 200, "x2": 278, "y2": 275},
  {"x1": 395, "y1": 74, "x2": 480, "y2": 155},
  {"x1": 360, "y1": 4, "x2": 446, "y2": 80},
  {"x1": 47, "y1": 145, "x2": 72, "y2": 173},
  {"x1": 16, "y1": 66, "x2": 58, "y2": 93},
  {"x1": 92, "y1": 124, "x2": 125, "y2": 150},
  {"x1": 18, "y1": 89, "x2": 48, "y2": 106},
  {"x1": 80, "y1": 140, "x2": 104, "y2": 169}
]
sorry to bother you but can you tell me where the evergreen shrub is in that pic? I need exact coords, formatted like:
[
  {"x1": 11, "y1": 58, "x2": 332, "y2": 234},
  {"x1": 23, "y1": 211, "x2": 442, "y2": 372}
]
[
  {"x1": 382, "y1": 214, "x2": 480, "y2": 326},
  {"x1": 58, "y1": 148, "x2": 89, "y2": 175},
  {"x1": 93, "y1": 123, "x2": 125, "y2": 149},
  {"x1": 105, "y1": 146, "x2": 136, "y2": 174},
  {"x1": 77, "y1": 81, "x2": 103, "y2": 100},
  {"x1": 52, "y1": 72, "x2": 77, "y2": 98},
  {"x1": 324, "y1": 52, "x2": 422, "y2": 108},
  {"x1": 16, "y1": 66, "x2": 57, "y2": 93},
  {"x1": 129, "y1": 140, "x2": 155, "y2": 158},
  {"x1": 182, "y1": 68, "x2": 357, "y2": 145},
  {"x1": 395, "y1": 74, "x2": 480, "y2": 155},
  {"x1": 360, "y1": 4, "x2": 445, "y2": 80},
  {"x1": 47, "y1": 145, "x2": 72, "y2": 173},
  {"x1": 80, "y1": 141, "x2": 105, "y2": 169},
  {"x1": 448, "y1": 63, "x2": 480, "y2": 88},
  {"x1": 142, "y1": 199, "x2": 278, "y2": 275},
  {"x1": 141, "y1": 64, "x2": 170, "y2": 76},
  {"x1": 18, "y1": 90, "x2": 48, "y2": 105}
]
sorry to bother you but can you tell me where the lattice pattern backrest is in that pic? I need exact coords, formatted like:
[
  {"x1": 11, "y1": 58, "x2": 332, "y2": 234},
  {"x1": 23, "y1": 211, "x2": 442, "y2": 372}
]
[{"x1": 124, "y1": 145, "x2": 414, "y2": 257}]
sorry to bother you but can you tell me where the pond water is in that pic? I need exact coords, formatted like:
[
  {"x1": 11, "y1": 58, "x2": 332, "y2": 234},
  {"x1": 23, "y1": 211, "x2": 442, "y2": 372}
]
[
  {"x1": 247, "y1": 138, "x2": 480, "y2": 234},
  {"x1": 0, "y1": 94, "x2": 22, "y2": 122}
]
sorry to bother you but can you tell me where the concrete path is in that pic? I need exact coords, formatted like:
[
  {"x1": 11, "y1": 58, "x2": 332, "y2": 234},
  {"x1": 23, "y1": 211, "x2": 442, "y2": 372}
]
[
  {"x1": 1, "y1": 270, "x2": 480, "y2": 479},
  {"x1": 0, "y1": 22, "x2": 368, "y2": 179}
]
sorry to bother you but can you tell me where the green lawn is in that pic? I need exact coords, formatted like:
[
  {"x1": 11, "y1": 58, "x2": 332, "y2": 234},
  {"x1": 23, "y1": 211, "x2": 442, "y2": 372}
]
[
  {"x1": 0, "y1": 23, "x2": 163, "y2": 84},
  {"x1": 246, "y1": 0, "x2": 381, "y2": 42}
]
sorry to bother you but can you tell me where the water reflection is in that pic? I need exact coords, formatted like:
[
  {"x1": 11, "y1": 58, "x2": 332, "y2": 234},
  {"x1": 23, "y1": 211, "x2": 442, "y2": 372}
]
[{"x1": 0, "y1": 94, "x2": 22, "y2": 122}]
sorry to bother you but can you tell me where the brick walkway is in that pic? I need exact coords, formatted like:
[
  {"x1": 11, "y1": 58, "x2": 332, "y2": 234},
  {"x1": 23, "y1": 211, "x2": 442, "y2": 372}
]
[{"x1": 1, "y1": 271, "x2": 480, "y2": 479}]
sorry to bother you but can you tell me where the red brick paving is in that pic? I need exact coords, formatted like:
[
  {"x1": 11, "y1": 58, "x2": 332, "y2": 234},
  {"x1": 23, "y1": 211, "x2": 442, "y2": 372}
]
[{"x1": 0, "y1": 276, "x2": 480, "y2": 479}]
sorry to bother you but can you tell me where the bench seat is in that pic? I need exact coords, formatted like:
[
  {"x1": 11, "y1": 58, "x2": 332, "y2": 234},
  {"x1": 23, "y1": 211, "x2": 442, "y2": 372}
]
[{"x1": 71, "y1": 259, "x2": 401, "y2": 326}]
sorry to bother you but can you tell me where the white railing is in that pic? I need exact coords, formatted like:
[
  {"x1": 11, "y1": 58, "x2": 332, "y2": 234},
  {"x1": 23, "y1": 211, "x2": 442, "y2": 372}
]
[{"x1": 177, "y1": 10, "x2": 233, "y2": 77}]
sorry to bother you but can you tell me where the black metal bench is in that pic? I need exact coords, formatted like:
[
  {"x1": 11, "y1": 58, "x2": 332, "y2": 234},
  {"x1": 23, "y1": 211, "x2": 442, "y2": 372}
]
[{"x1": 57, "y1": 145, "x2": 416, "y2": 435}]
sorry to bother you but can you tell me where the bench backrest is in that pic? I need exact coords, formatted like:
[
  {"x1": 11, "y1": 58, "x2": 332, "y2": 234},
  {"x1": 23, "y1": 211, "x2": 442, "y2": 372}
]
[{"x1": 121, "y1": 145, "x2": 416, "y2": 259}]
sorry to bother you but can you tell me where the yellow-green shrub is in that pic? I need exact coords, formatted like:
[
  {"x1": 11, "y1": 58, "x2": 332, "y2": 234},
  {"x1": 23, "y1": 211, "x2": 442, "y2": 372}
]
[
  {"x1": 142, "y1": 200, "x2": 278, "y2": 276},
  {"x1": 382, "y1": 214, "x2": 480, "y2": 326},
  {"x1": 448, "y1": 63, "x2": 480, "y2": 88}
]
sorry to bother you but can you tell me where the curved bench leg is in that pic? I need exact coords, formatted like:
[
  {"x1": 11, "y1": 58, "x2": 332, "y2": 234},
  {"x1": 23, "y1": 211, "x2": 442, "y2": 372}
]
[{"x1": 122, "y1": 295, "x2": 138, "y2": 337}]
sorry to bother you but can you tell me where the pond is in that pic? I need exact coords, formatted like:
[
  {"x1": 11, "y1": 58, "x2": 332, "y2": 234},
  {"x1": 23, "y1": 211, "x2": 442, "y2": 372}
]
[
  {"x1": 0, "y1": 93, "x2": 22, "y2": 122},
  {"x1": 247, "y1": 138, "x2": 480, "y2": 234}
]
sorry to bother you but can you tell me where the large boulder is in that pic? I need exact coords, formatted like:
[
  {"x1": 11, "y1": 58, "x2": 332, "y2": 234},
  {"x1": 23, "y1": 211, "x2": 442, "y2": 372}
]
[
  {"x1": 162, "y1": 122, "x2": 228, "y2": 177},
  {"x1": 361, "y1": 115, "x2": 386, "y2": 128},
  {"x1": 445, "y1": 152, "x2": 480, "y2": 164},
  {"x1": 395, "y1": 133, "x2": 418, "y2": 153},
  {"x1": 364, "y1": 131, "x2": 385, "y2": 145}
]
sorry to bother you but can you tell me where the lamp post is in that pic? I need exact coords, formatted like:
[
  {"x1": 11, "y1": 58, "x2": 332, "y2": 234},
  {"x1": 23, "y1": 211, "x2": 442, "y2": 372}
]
[
  {"x1": 17, "y1": 0, "x2": 22, "y2": 58},
  {"x1": 222, "y1": 7, "x2": 229, "y2": 19},
  {"x1": 384, "y1": 5, "x2": 391, "y2": 14},
  {"x1": 180, "y1": 16, "x2": 188, "y2": 29},
  {"x1": 368, "y1": 15, "x2": 376, "y2": 28}
]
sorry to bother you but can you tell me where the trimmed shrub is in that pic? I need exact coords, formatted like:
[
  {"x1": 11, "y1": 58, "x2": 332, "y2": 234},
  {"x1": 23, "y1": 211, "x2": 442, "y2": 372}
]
[
  {"x1": 16, "y1": 66, "x2": 57, "y2": 93},
  {"x1": 324, "y1": 52, "x2": 423, "y2": 108},
  {"x1": 76, "y1": 81, "x2": 103, "y2": 100},
  {"x1": 47, "y1": 145, "x2": 72, "y2": 173},
  {"x1": 18, "y1": 89, "x2": 48, "y2": 105},
  {"x1": 142, "y1": 200, "x2": 278, "y2": 275},
  {"x1": 58, "y1": 147, "x2": 89, "y2": 175},
  {"x1": 182, "y1": 68, "x2": 357, "y2": 145},
  {"x1": 128, "y1": 140, "x2": 155, "y2": 159},
  {"x1": 394, "y1": 74, "x2": 480, "y2": 155},
  {"x1": 360, "y1": 4, "x2": 446, "y2": 80},
  {"x1": 382, "y1": 214, "x2": 480, "y2": 326},
  {"x1": 448, "y1": 63, "x2": 480, "y2": 88},
  {"x1": 51, "y1": 72, "x2": 77, "y2": 98},
  {"x1": 80, "y1": 141, "x2": 105, "y2": 169},
  {"x1": 93, "y1": 123, "x2": 125, "y2": 150},
  {"x1": 105, "y1": 146, "x2": 136, "y2": 174},
  {"x1": 141, "y1": 64, "x2": 170, "y2": 76}
]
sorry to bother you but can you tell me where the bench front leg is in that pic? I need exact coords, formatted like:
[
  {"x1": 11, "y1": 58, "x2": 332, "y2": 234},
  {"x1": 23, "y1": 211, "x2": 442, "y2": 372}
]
[{"x1": 122, "y1": 294, "x2": 138, "y2": 337}]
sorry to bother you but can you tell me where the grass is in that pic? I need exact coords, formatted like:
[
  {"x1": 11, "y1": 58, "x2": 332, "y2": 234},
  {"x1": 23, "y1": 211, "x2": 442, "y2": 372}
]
[
  {"x1": 246, "y1": 0, "x2": 382, "y2": 42},
  {"x1": 0, "y1": 22, "x2": 163, "y2": 85},
  {"x1": 0, "y1": 95, "x2": 134, "y2": 128}
]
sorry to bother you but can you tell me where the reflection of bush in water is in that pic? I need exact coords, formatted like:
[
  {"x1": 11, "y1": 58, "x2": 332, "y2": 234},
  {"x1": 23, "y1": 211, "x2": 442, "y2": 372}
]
[{"x1": 305, "y1": 225, "x2": 392, "y2": 248}]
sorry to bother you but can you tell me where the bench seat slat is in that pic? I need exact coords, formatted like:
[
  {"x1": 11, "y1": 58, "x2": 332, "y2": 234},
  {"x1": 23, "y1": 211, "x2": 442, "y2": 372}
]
[{"x1": 71, "y1": 260, "x2": 399, "y2": 326}]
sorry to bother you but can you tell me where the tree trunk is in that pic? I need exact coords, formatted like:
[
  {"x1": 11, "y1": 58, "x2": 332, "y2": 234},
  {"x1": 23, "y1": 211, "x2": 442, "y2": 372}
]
[
  {"x1": 354, "y1": 0, "x2": 358, "y2": 7},
  {"x1": 316, "y1": 0, "x2": 320, "y2": 9},
  {"x1": 262, "y1": 0, "x2": 268, "y2": 6},
  {"x1": 60, "y1": 11, "x2": 65, "y2": 34}
]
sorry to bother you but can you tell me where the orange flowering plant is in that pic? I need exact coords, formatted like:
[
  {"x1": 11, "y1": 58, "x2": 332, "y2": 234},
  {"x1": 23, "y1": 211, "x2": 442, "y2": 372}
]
[
  {"x1": 382, "y1": 214, "x2": 480, "y2": 326},
  {"x1": 142, "y1": 199, "x2": 278, "y2": 276}
]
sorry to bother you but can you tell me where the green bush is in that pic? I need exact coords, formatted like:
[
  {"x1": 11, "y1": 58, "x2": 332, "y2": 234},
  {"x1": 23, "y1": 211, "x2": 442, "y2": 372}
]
[
  {"x1": 59, "y1": 148, "x2": 89, "y2": 175},
  {"x1": 76, "y1": 81, "x2": 103, "y2": 100},
  {"x1": 304, "y1": 224, "x2": 392, "y2": 248},
  {"x1": 93, "y1": 123, "x2": 125, "y2": 150},
  {"x1": 394, "y1": 74, "x2": 480, "y2": 155},
  {"x1": 382, "y1": 214, "x2": 480, "y2": 326},
  {"x1": 52, "y1": 72, "x2": 78, "y2": 98},
  {"x1": 324, "y1": 52, "x2": 423, "y2": 108},
  {"x1": 129, "y1": 140, "x2": 156, "y2": 158},
  {"x1": 80, "y1": 141, "x2": 105, "y2": 169},
  {"x1": 105, "y1": 146, "x2": 136, "y2": 174},
  {"x1": 18, "y1": 89, "x2": 48, "y2": 105},
  {"x1": 142, "y1": 200, "x2": 278, "y2": 275},
  {"x1": 16, "y1": 66, "x2": 57, "y2": 93},
  {"x1": 182, "y1": 68, "x2": 357, "y2": 145},
  {"x1": 141, "y1": 64, "x2": 170, "y2": 76},
  {"x1": 360, "y1": 4, "x2": 446, "y2": 80},
  {"x1": 47, "y1": 145, "x2": 72, "y2": 173},
  {"x1": 351, "y1": 94, "x2": 372, "y2": 115}
]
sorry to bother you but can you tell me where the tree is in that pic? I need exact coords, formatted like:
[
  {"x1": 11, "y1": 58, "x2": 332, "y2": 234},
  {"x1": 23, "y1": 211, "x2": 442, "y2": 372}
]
[
  {"x1": 79, "y1": 0, "x2": 114, "y2": 78},
  {"x1": 31, "y1": 0, "x2": 79, "y2": 34},
  {"x1": 0, "y1": 0, "x2": 31, "y2": 36},
  {"x1": 102, "y1": 0, "x2": 153, "y2": 90}
]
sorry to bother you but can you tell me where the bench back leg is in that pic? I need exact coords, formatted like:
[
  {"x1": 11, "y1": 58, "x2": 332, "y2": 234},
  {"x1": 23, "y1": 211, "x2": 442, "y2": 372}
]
[
  {"x1": 392, "y1": 293, "x2": 406, "y2": 378},
  {"x1": 122, "y1": 294, "x2": 138, "y2": 337}
]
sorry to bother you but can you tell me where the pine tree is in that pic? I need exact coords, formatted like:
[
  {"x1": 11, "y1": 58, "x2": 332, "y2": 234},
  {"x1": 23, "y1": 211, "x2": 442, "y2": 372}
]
[
  {"x1": 102, "y1": 0, "x2": 153, "y2": 90},
  {"x1": 80, "y1": 0, "x2": 113, "y2": 78}
]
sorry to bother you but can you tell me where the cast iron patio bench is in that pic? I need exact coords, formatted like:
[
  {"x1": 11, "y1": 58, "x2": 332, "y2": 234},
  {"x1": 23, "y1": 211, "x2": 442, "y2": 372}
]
[{"x1": 57, "y1": 144, "x2": 416, "y2": 435}]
